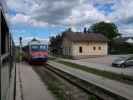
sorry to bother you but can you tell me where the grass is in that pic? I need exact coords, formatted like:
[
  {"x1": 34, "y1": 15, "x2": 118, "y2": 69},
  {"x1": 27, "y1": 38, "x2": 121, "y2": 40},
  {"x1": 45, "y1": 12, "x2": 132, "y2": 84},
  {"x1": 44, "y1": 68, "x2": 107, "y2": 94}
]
[
  {"x1": 47, "y1": 80, "x2": 66, "y2": 100},
  {"x1": 55, "y1": 60, "x2": 133, "y2": 85},
  {"x1": 47, "y1": 61, "x2": 127, "y2": 100},
  {"x1": 49, "y1": 55, "x2": 73, "y2": 59},
  {"x1": 48, "y1": 56, "x2": 56, "y2": 60},
  {"x1": 32, "y1": 66, "x2": 97, "y2": 100},
  {"x1": 32, "y1": 66, "x2": 68, "y2": 100}
]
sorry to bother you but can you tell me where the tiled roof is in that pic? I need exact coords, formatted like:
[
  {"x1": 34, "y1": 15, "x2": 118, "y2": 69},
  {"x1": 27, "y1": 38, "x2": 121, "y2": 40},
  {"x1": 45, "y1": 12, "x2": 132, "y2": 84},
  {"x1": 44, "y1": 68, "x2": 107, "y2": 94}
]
[{"x1": 63, "y1": 32, "x2": 109, "y2": 42}]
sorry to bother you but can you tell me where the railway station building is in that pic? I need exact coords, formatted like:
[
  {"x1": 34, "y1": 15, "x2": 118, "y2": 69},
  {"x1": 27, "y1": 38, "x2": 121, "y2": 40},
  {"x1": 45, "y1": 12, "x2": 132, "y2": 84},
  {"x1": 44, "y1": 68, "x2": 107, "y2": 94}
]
[{"x1": 62, "y1": 32, "x2": 109, "y2": 59}]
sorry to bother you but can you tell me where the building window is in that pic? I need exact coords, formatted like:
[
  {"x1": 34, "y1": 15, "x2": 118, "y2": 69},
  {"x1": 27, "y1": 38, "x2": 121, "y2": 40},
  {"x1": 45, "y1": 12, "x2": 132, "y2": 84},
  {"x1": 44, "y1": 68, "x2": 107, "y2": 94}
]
[
  {"x1": 98, "y1": 46, "x2": 101, "y2": 50},
  {"x1": 79, "y1": 46, "x2": 82, "y2": 53},
  {"x1": 93, "y1": 46, "x2": 96, "y2": 51}
]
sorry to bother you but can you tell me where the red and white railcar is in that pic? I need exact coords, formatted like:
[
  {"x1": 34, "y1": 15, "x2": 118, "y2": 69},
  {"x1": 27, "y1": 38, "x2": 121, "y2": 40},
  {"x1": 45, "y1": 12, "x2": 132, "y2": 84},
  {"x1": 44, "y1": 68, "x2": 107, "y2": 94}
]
[{"x1": 24, "y1": 39, "x2": 48, "y2": 64}]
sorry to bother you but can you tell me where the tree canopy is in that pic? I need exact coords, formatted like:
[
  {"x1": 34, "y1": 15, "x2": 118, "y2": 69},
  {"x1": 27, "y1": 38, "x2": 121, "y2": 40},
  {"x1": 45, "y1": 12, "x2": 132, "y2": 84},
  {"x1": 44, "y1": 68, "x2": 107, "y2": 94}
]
[{"x1": 90, "y1": 21, "x2": 120, "y2": 40}]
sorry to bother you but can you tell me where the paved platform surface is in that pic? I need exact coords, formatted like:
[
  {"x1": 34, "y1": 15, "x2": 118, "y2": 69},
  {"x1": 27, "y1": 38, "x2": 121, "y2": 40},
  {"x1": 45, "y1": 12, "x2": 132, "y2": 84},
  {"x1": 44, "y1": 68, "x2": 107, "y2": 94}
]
[
  {"x1": 49, "y1": 61, "x2": 133, "y2": 100},
  {"x1": 16, "y1": 63, "x2": 55, "y2": 100},
  {"x1": 54, "y1": 56, "x2": 133, "y2": 76},
  {"x1": 69, "y1": 60, "x2": 133, "y2": 76}
]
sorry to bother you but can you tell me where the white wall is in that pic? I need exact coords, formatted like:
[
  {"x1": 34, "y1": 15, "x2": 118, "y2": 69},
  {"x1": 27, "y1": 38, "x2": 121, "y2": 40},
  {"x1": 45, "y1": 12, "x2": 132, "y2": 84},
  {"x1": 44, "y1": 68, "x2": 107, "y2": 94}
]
[
  {"x1": 62, "y1": 38, "x2": 72, "y2": 56},
  {"x1": 72, "y1": 42, "x2": 108, "y2": 57}
]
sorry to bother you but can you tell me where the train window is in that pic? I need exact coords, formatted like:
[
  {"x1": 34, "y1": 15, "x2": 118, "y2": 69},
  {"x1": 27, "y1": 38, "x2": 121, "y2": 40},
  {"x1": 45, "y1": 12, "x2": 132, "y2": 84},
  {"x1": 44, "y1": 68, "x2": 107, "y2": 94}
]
[
  {"x1": 31, "y1": 45, "x2": 40, "y2": 51},
  {"x1": 31, "y1": 45, "x2": 48, "y2": 51},
  {"x1": 40, "y1": 45, "x2": 48, "y2": 50},
  {"x1": 1, "y1": 12, "x2": 6, "y2": 54},
  {"x1": 1, "y1": 11, "x2": 9, "y2": 55}
]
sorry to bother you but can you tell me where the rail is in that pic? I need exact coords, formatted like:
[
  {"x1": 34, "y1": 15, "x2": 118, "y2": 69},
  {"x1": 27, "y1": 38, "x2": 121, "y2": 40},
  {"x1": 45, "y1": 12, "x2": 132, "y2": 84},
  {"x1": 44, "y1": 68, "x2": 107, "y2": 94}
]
[{"x1": 44, "y1": 63, "x2": 127, "y2": 100}]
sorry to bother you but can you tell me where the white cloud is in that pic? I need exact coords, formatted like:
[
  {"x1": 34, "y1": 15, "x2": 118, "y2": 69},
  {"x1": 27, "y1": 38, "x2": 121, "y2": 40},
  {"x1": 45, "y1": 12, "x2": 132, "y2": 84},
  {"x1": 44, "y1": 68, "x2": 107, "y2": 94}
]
[
  {"x1": 107, "y1": 0, "x2": 133, "y2": 36},
  {"x1": 109, "y1": 0, "x2": 133, "y2": 22},
  {"x1": 7, "y1": 0, "x2": 108, "y2": 27},
  {"x1": 6, "y1": 0, "x2": 133, "y2": 36},
  {"x1": 8, "y1": 13, "x2": 48, "y2": 27},
  {"x1": 14, "y1": 36, "x2": 49, "y2": 46},
  {"x1": 91, "y1": 0, "x2": 115, "y2": 4},
  {"x1": 119, "y1": 25, "x2": 133, "y2": 36},
  {"x1": 11, "y1": 14, "x2": 30, "y2": 23}
]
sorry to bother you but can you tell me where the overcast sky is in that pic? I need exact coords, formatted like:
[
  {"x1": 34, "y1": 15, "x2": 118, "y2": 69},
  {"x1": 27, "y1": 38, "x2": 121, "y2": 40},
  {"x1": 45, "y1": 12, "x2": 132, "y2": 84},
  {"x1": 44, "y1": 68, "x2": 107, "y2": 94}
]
[{"x1": 5, "y1": 0, "x2": 133, "y2": 45}]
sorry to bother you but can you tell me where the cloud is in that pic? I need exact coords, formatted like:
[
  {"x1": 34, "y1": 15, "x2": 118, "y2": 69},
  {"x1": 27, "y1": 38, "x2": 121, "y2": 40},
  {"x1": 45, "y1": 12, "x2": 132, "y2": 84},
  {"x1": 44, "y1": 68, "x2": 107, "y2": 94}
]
[
  {"x1": 14, "y1": 36, "x2": 49, "y2": 46},
  {"x1": 8, "y1": 13, "x2": 48, "y2": 27},
  {"x1": 31, "y1": 0, "x2": 108, "y2": 27},
  {"x1": 109, "y1": 0, "x2": 133, "y2": 23},
  {"x1": 6, "y1": 0, "x2": 108, "y2": 27},
  {"x1": 6, "y1": 0, "x2": 133, "y2": 36},
  {"x1": 118, "y1": 25, "x2": 133, "y2": 36},
  {"x1": 0, "y1": 0, "x2": 7, "y2": 12},
  {"x1": 107, "y1": 0, "x2": 133, "y2": 35},
  {"x1": 11, "y1": 14, "x2": 30, "y2": 23}
]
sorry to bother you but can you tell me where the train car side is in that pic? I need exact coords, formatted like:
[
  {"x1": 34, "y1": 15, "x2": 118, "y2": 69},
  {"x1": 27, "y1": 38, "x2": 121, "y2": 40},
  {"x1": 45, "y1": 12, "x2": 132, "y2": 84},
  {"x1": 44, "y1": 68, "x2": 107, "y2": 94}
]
[{"x1": 0, "y1": 3, "x2": 16, "y2": 100}]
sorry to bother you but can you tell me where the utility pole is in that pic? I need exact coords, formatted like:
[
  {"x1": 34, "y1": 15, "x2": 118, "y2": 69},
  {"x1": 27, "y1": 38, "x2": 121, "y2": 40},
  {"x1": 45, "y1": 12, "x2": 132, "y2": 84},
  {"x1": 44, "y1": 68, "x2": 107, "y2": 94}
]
[{"x1": 19, "y1": 37, "x2": 22, "y2": 62}]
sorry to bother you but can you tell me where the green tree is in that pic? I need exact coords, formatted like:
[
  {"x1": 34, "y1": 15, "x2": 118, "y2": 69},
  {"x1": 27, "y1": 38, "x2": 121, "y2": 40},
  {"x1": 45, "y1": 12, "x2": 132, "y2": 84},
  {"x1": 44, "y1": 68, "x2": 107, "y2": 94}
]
[
  {"x1": 49, "y1": 34, "x2": 63, "y2": 55},
  {"x1": 90, "y1": 21, "x2": 120, "y2": 40}
]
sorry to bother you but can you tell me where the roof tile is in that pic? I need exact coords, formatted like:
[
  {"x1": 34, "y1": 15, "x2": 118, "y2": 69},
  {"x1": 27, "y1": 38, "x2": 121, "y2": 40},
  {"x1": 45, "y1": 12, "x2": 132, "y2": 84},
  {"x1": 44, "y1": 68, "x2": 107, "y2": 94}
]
[{"x1": 63, "y1": 32, "x2": 108, "y2": 42}]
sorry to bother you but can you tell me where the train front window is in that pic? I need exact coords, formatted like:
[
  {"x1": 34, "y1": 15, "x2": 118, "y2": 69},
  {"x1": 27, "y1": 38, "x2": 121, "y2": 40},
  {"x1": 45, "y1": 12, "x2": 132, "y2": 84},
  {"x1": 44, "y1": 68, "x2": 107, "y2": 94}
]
[
  {"x1": 40, "y1": 45, "x2": 47, "y2": 50},
  {"x1": 31, "y1": 45, "x2": 47, "y2": 51},
  {"x1": 31, "y1": 45, "x2": 39, "y2": 51}
]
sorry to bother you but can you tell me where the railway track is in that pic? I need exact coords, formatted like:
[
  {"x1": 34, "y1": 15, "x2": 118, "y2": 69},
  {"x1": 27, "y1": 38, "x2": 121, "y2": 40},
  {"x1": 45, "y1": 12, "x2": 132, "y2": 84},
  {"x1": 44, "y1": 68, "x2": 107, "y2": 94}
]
[{"x1": 37, "y1": 64, "x2": 126, "y2": 100}]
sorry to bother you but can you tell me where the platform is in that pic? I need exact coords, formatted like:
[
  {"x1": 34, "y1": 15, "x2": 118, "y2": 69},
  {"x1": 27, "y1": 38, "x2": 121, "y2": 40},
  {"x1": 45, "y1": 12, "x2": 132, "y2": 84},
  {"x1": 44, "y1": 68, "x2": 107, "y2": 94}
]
[{"x1": 16, "y1": 63, "x2": 55, "y2": 100}]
